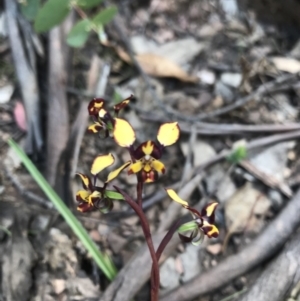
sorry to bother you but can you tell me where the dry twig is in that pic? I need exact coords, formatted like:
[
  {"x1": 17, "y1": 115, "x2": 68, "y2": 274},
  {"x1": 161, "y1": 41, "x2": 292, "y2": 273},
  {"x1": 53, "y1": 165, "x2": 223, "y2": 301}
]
[{"x1": 238, "y1": 232, "x2": 300, "y2": 301}]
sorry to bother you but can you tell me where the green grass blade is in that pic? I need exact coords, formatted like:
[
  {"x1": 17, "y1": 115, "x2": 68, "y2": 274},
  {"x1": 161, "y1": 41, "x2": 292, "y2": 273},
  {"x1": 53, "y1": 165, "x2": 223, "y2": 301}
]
[{"x1": 7, "y1": 138, "x2": 117, "y2": 280}]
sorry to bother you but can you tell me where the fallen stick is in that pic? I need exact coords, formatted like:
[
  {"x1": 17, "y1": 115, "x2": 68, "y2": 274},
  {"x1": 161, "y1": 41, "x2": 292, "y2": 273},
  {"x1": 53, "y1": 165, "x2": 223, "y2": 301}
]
[
  {"x1": 238, "y1": 232, "x2": 300, "y2": 301},
  {"x1": 5, "y1": 0, "x2": 43, "y2": 153},
  {"x1": 138, "y1": 110, "x2": 300, "y2": 135},
  {"x1": 46, "y1": 26, "x2": 69, "y2": 187},
  {"x1": 160, "y1": 188, "x2": 300, "y2": 301}
]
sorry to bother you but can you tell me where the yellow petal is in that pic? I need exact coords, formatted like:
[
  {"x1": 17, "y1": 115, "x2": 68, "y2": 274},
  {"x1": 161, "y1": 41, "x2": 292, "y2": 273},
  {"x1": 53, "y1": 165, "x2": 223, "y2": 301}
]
[
  {"x1": 157, "y1": 122, "x2": 180, "y2": 147},
  {"x1": 76, "y1": 173, "x2": 92, "y2": 190},
  {"x1": 76, "y1": 190, "x2": 90, "y2": 202},
  {"x1": 87, "y1": 190, "x2": 101, "y2": 205},
  {"x1": 91, "y1": 153, "x2": 115, "y2": 175},
  {"x1": 113, "y1": 118, "x2": 136, "y2": 147},
  {"x1": 152, "y1": 159, "x2": 165, "y2": 173},
  {"x1": 128, "y1": 161, "x2": 143, "y2": 174},
  {"x1": 202, "y1": 221, "x2": 219, "y2": 238},
  {"x1": 106, "y1": 161, "x2": 131, "y2": 183},
  {"x1": 165, "y1": 188, "x2": 188, "y2": 206}
]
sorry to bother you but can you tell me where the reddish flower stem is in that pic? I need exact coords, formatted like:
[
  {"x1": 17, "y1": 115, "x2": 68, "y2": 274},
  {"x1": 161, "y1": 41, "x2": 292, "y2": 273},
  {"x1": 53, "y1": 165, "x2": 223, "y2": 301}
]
[
  {"x1": 114, "y1": 186, "x2": 160, "y2": 301},
  {"x1": 149, "y1": 219, "x2": 184, "y2": 294}
]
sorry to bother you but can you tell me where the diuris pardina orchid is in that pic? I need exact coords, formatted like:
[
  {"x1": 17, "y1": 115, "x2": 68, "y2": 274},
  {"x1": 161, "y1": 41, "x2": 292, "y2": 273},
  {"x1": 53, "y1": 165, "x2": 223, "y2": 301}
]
[
  {"x1": 87, "y1": 95, "x2": 132, "y2": 137},
  {"x1": 76, "y1": 95, "x2": 219, "y2": 301},
  {"x1": 113, "y1": 118, "x2": 180, "y2": 183},
  {"x1": 166, "y1": 188, "x2": 219, "y2": 243},
  {"x1": 76, "y1": 153, "x2": 128, "y2": 212}
]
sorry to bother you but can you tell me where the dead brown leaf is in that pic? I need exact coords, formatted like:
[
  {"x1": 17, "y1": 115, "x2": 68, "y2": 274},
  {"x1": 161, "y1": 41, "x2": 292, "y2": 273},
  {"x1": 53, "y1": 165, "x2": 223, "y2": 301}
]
[
  {"x1": 136, "y1": 53, "x2": 198, "y2": 83},
  {"x1": 225, "y1": 182, "x2": 271, "y2": 235}
]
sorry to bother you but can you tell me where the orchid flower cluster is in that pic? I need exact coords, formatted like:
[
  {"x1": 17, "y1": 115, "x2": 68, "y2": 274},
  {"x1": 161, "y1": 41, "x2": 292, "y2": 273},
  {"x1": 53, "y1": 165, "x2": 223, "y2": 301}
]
[{"x1": 76, "y1": 95, "x2": 219, "y2": 300}]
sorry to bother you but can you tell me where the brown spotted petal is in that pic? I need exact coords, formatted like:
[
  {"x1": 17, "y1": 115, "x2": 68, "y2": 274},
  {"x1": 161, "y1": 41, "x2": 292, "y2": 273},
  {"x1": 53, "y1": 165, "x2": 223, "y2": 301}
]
[
  {"x1": 134, "y1": 141, "x2": 162, "y2": 160},
  {"x1": 114, "y1": 95, "x2": 133, "y2": 114},
  {"x1": 77, "y1": 202, "x2": 95, "y2": 212},
  {"x1": 76, "y1": 173, "x2": 93, "y2": 191},
  {"x1": 201, "y1": 220, "x2": 219, "y2": 238},
  {"x1": 88, "y1": 98, "x2": 105, "y2": 116},
  {"x1": 201, "y1": 202, "x2": 218, "y2": 224},
  {"x1": 88, "y1": 122, "x2": 104, "y2": 134}
]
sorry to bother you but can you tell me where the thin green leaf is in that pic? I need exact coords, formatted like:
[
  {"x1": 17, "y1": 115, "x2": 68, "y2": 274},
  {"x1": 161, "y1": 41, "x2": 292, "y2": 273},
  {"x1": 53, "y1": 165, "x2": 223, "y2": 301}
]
[
  {"x1": 34, "y1": 0, "x2": 70, "y2": 33},
  {"x1": 76, "y1": 0, "x2": 103, "y2": 9},
  {"x1": 92, "y1": 6, "x2": 118, "y2": 27},
  {"x1": 21, "y1": 0, "x2": 40, "y2": 21},
  {"x1": 67, "y1": 19, "x2": 91, "y2": 47},
  {"x1": 7, "y1": 138, "x2": 116, "y2": 280},
  {"x1": 104, "y1": 190, "x2": 124, "y2": 200}
]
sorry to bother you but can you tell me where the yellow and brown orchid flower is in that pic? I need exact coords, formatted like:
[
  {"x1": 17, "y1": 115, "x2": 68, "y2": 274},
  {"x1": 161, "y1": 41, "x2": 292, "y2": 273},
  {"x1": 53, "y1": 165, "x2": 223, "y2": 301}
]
[
  {"x1": 165, "y1": 189, "x2": 219, "y2": 243},
  {"x1": 76, "y1": 153, "x2": 129, "y2": 212},
  {"x1": 113, "y1": 118, "x2": 180, "y2": 183},
  {"x1": 87, "y1": 95, "x2": 132, "y2": 136}
]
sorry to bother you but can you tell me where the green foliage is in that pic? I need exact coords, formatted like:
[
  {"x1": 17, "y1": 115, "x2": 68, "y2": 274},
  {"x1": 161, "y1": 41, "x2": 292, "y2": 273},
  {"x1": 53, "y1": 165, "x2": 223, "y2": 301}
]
[
  {"x1": 76, "y1": 0, "x2": 103, "y2": 9},
  {"x1": 34, "y1": 0, "x2": 70, "y2": 33},
  {"x1": 227, "y1": 145, "x2": 247, "y2": 164},
  {"x1": 92, "y1": 6, "x2": 118, "y2": 27},
  {"x1": 104, "y1": 190, "x2": 124, "y2": 200},
  {"x1": 20, "y1": 0, "x2": 40, "y2": 21},
  {"x1": 7, "y1": 138, "x2": 117, "y2": 280},
  {"x1": 67, "y1": 19, "x2": 92, "y2": 47}
]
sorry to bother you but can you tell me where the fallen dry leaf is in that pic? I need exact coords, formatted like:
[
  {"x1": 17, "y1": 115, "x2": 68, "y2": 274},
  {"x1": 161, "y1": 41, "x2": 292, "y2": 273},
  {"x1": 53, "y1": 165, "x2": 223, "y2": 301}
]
[
  {"x1": 271, "y1": 57, "x2": 300, "y2": 73},
  {"x1": 225, "y1": 182, "x2": 271, "y2": 234},
  {"x1": 223, "y1": 182, "x2": 271, "y2": 251},
  {"x1": 114, "y1": 44, "x2": 198, "y2": 82},
  {"x1": 136, "y1": 53, "x2": 198, "y2": 83}
]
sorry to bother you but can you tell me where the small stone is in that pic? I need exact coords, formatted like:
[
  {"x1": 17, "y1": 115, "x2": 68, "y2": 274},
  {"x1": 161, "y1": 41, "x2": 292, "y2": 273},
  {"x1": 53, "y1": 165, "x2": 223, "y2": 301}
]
[
  {"x1": 206, "y1": 243, "x2": 222, "y2": 255},
  {"x1": 220, "y1": 0, "x2": 238, "y2": 18},
  {"x1": 180, "y1": 244, "x2": 202, "y2": 283},
  {"x1": 220, "y1": 73, "x2": 242, "y2": 88},
  {"x1": 197, "y1": 69, "x2": 216, "y2": 85},
  {"x1": 0, "y1": 84, "x2": 13, "y2": 104},
  {"x1": 89, "y1": 230, "x2": 101, "y2": 242},
  {"x1": 268, "y1": 189, "x2": 283, "y2": 210},
  {"x1": 160, "y1": 257, "x2": 180, "y2": 289},
  {"x1": 215, "y1": 81, "x2": 234, "y2": 103},
  {"x1": 51, "y1": 279, "x2": 66, "y2": 295}
]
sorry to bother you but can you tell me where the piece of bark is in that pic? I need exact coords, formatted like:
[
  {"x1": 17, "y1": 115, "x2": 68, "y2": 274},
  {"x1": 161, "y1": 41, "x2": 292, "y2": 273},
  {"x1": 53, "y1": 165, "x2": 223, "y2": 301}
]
[
  {"x1": 1, "y1": 207, "x2": 36, "y2": 301},
  {"x1": 160, "y1": 188, "x2": 300, "y2": 301},
  {"x1": 239, "y1": 231, "x2": 300, "y2": 301},
  {"x1": 5, "y1": 0, "x2": 43, "y2": 153},
  {"x1": 46, "y1": 26, "x2": 69, "y2": 187}
]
